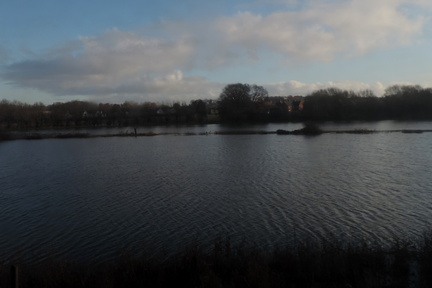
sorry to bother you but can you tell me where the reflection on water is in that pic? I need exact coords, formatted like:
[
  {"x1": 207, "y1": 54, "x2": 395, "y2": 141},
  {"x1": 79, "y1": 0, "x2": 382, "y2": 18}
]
[{"x1": 1, "y1": 122, "x2": 432, "y2": 262}]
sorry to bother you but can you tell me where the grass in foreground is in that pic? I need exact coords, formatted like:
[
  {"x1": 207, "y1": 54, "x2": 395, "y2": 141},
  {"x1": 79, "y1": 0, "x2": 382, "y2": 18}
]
[{"x1": 2, "y1": 234, "x2": 432, "y2": 288}]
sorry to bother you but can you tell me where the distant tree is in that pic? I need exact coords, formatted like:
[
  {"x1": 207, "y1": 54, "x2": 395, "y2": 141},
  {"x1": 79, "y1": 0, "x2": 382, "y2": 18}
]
[
  {"x1": 218, "y1": 83, "x2": 268, "y2": 122},
  {"x1": 249, "y1": 84, "x2": 268, "y2": 102},
  {"x1": 190, "y1": 99, "x2": 207, "y2": 123},
  {"x1": 303, "y1": 88, "x2": 347, "y2": 120},
  {"x1": 357, "y1": 89, "x2": 376, "y2": 98},
  {"x1": 384, "y1": 85, "x2": 432, "y2": 119},
  {"x1": 303, "y1": 88, "x2": 383, "y2": 121},
  {"x1": 384, "y1": 84, "x2": 423, "y2": 97}
]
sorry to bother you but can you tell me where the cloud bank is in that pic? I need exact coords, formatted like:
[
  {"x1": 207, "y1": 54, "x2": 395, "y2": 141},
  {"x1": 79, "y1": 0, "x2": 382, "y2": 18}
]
[
  {"x1": 218, "y1": 0, "x2": 425, "y2": 62},
  {"x1": 266, "y1": 80, "x2": 387, "y2": 97},
  {"x1": 1, "y1": 0, "x2": 430, "y2": 102},
  {"x1": 2, "y1": 29, "x2": 212, "y2": 101}
]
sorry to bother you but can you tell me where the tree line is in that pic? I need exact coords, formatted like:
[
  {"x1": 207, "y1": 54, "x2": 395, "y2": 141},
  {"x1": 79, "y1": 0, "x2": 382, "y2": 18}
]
[
  {"x1": 0, "y1": 99, "x2": 210, "y2": 129},
  {"x1": 1, "y1": 84, "x2": 432, "y2": 129},
  {"x1": 218, "y1": 83, "x2": 432, "y2": 122},
  {"x1": 303, "y1": 85, "x2": 432, "y2": 121}
]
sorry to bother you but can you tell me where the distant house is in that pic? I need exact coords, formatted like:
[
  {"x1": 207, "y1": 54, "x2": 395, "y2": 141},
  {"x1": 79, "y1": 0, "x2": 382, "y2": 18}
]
[
  {"x1": 95, "y1": 110, "x2": 106, "y2": 118},
  {"x1": 156, "y1": 109, "x2": 164, "y2": 115},
  {"x1": 207, "y1": 101, "x2": 219, "y2": 115},
  {"x1": 262, "y1": 96, "x2": 305, "y2": 113},
  {"x1": 288, "y1": 96, "x2": 304, "y2": 112}
]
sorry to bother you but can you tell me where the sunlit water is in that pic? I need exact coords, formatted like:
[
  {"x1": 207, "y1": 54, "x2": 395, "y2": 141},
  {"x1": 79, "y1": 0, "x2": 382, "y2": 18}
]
[{"x1": 1, "y1": 121, "x2": 432, "y2": 262}]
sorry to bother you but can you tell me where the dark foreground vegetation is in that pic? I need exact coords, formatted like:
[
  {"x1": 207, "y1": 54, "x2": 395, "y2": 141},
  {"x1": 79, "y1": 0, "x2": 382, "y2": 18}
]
[{"x1": 2, "y1": 233, "x2": 432, "y2": 288}]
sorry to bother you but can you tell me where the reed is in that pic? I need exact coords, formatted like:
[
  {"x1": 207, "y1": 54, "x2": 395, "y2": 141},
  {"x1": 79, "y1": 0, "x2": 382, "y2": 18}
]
[{"x1": 2, "y1": 234, "x2": 432, "y2": 288}]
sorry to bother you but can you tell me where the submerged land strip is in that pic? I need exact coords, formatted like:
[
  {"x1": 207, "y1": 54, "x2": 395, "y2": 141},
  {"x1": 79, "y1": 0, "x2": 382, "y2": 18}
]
[{"x1": 2, "y1": 128, "x2": 432, "y2": 141}]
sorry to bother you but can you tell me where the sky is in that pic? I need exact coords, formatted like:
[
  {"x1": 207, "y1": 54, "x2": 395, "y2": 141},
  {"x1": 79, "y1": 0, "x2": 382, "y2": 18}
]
[{"x1": 1, "y1": 0, "x2": 432, "y2": 104}]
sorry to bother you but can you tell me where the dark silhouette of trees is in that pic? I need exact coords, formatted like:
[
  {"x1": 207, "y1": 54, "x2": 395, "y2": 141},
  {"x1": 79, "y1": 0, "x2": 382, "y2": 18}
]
[
  {"x1": 0, "y1": 98, "x2": 214, "y2": 129},
  {"x1": 190, "y1": 99, "x2": 207, "y2": 123},
  {"x1": 218, "y1": 83, "x2": 268, "y2": 122},
  {"x1": 0, "y1": 100, "x2": 48, "y2": 129},
  {"x1": 303, "y1": 88, "x2": 360, "y2": 121},
  {"x1": 383, "y1": 85, "x2": 432, "y2": 119},
  {"x1": 303, "y1": 88, "x2": 383, "y2": 121},
  {"x1": 302, "y1": 85, "x2": 432, "y2": 121},
  {"x1": 2, "y1": 84, "x2": 432, "y2": 130}
]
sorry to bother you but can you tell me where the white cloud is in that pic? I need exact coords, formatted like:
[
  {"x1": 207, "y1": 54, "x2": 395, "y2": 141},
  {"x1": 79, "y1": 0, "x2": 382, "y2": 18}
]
[
  {"x1": 1, "y1": 29, "x2": 219, "y2": 102},
  {"x1": 102, "y1": 71, "x2": 224, "y2": 102},
  {"x1": 266, "y1": 80, "x2": 387, "y2": 96},
  {"x1": 79, "y1": 29, "x2": 194, "y2": 74},
  {"x1": 217, "y1": 0, "x2": 426, "y2": 62}
]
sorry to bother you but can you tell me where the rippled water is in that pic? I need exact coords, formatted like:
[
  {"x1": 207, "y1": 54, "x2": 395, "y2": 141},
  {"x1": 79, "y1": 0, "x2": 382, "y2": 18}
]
[{"x1": 1, "y1": 121, "x2": 432, "y2": 262}]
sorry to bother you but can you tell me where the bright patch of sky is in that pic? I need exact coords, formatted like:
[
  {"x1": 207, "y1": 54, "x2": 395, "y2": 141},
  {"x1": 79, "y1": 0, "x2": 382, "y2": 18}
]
[{"x1": 1, "y1": 0, "x2": 432, "y2": 104}]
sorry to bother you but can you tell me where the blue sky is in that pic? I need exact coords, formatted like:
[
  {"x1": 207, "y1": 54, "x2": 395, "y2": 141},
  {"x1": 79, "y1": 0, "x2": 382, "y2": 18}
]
[{"x1": 1, "y1": 0, "x2": 432, "y2": 104}]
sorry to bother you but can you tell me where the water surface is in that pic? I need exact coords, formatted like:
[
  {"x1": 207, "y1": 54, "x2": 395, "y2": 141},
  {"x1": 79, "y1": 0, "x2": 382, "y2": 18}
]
[{"x1": 1, "y1": 121, "x2": 432, "y2": 262}]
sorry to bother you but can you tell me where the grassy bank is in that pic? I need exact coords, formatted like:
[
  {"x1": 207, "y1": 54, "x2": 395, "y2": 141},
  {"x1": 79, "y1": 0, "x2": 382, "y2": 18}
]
[{"x1": 2, "y1": 234, "x2": 432, "y2": 288}]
